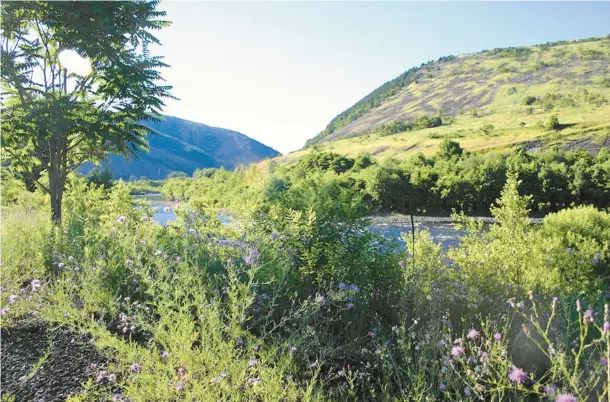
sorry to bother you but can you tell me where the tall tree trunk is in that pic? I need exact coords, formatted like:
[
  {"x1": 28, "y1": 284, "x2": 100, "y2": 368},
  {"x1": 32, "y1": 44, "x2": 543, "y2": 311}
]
[{"x1": 49, "y1": 167, "x2": 64, "y2": 224}]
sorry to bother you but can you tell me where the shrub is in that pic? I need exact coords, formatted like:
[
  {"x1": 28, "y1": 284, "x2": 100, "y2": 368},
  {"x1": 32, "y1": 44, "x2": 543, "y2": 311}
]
[
  {"x1": 546, "y1": 115, "x2": 560, "y2": 130},
  {"x1": 522, "y1": 95, "x2": 536, "y2": 105},
  {"x1": 480, "y1": 123, "x2": 495, "y2": 135}
]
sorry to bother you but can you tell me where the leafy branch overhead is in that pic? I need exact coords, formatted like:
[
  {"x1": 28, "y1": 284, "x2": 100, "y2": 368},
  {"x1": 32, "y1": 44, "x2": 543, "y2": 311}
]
[{"x1": 0, "y1": 1, "x2": 175, "y2": 222}]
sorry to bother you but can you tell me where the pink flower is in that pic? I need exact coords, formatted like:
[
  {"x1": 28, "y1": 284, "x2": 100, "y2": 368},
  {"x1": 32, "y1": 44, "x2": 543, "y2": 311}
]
[
  {"x1": 116, "y1": 216, "x2": 126, "y2": 223},
  {"x1": 130, "y1": 363, "x2": 142, "y2": 373},
  {"x1": 8, "y1": 294, "x2": 18, "y2": 303},
  {"x1": 555, "y1": 394, "x2": 577, "y2": 402},
  {"x1": 1, "y1": 308, "x2": 10, "y2": 316},
  {"x1": 248, "y1": 359, "x2": 258, "y2": 367},
  {"x1": 466, "y1": 329, "x2": 480, "y2": 340},
  {"x1": 493, "y1": 332, "x2": 503, "y2": 342},
  {"x1": 31, "y1": 279, "x2": 41, "y2": 291},
  {"x1": 289, "y1": 346, "x2": 297, "y2": 353},
  {"x1": 508, "y1": 367, "x2": 527, "y2": 384},
  {"x1": 603, "y1": 321, "x2": 610, "y2": 333},
  {"x1": 583, "y1": 309, "x2": 594, "y2": 324},
  {"x1": 451, "y1": 346, "x2": 464, "y2": 357},
  {"x1": 601, "y1": 356, "x2": 608, "y2": 367}
]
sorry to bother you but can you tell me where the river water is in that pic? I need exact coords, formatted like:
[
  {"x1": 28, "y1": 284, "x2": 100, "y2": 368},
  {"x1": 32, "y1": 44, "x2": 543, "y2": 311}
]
[{"x1": 133, "y1": 194, "x2": 469, "y2": 250}]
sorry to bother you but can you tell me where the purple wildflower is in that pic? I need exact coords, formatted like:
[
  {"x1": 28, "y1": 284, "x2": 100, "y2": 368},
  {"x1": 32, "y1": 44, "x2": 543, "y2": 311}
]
[
  {"x1": 439, "y1": 384, "x2": 447, "y2": 392},
  {"x1": 31, "y1": 279, "x2": 41, "y2": 291},
  {"x1": 337, "y1": 370, "x2": 345, "y2": 376},
  {"x1": 112, "y1": 394, "x2": 123, "y2": 401},
  {"x1": 116, "y1": 216, "x2": 126, "y2": 223},
  {"x1": 583, "y1": 309, "x2": 594, "y2": 324},
  {"x1": 543, "y1": 384, "x2": 557, "y2": 396},
  {"x1": 160, "y1": 350, "x2": 169, "y2": 359},
  {"x1": 555, "y1": 394, "x2": 577, "y2": 402},
  {"x1": 346, "y1": 302, "x2": 354, "y2": 310},
  {"x1": 348, "y1": 284, "x2": 360, "y2": 293},
  {"x1": 316, "y1": 295, "x2": 325, "y2": 305},
  {"x1": 8, "y1": 294, "x2": 17, "y2": 304},
  {"x1": 175, "y1": 382, "x2": 185, "y2": 392},
  {"x1": 493, "y1": 332, "x2": 503, "y2": 342},
  {"x1": 248, "y1": 359, "x2": 258, "y2": 367},
  {"x1": 247, "y1": 377, "x2": 261, "y2": 386},
  {"x1": 338, "y1": 282, "x2": 347, "y2": 290},
  {"x1": 576, "y1": 299, "x2": 582, "y2": 313},
  {"x1": 566, "y1": 247, "x2": 573, "y2": 253},
  {"x1": 508, "y1": 367, "x2": 527, "y2": 384},
  {"x1": 245, "y1": 249, "x2": 259, "y2": 265},
  {"x1": 289, "y1": 346, "x2": 297, "y2": 353},
  {"x1": 601, "y1": 356, "x2": 608, "y2": 367},
  {"x1": 270, "y1": 232, "x2": 279, "y2": 240},
  {"x1": 451, "y1": 346, "x2": 464, "y2": 357},
  {"x1": 466, "y1": 329, "x2": 480, "y2": 340},
  {"x1": 130, "y1": 363, "x2": 142, "y2": 373},
  {"x1": 603, "y1": 321, "x2": 610, "y2": 333}
]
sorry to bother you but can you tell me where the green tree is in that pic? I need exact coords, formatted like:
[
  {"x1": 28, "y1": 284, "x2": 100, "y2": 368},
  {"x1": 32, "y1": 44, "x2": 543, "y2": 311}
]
[
  {"x1": 437, "y1": 139, "x2": 464, "y2": 159},
  {"x1": 480, "y1": 123, "x2": 495, "y2": 135},
  {"x1": 546, "y1": 115, "x2": 560, "y2": 130},
  {"x1": 1, "y1": 1, "x2": 174, "y2": 223}
]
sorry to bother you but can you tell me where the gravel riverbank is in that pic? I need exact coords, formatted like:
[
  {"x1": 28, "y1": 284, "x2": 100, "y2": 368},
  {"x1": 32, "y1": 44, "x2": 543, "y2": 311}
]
[{"x1": 370, "y1": 214, "x2": 543, "y2": 225}]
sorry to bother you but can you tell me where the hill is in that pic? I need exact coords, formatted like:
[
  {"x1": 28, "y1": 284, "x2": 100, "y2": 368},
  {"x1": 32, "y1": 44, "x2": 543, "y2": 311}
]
[
  {"x1": 295, "y1": 35, "x2": 610, "y2": 163},
  {"x1": 83, "y1": 116, "x2": 280, "y2": 180}
]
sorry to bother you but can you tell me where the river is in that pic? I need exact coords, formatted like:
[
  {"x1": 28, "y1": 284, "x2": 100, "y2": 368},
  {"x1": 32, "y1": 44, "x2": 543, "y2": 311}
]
[{"x1": 133, "y1": 194, "x2": 472, "y2": 250}]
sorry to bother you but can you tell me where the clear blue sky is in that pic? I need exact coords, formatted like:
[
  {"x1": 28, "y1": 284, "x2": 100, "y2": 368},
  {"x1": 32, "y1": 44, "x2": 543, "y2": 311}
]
[{"x1": 153, "y1": 1, "x2": 610, "y2": 154}]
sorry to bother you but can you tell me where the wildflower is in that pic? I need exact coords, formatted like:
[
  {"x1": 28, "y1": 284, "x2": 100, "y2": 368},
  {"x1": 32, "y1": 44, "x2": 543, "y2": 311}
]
[
  {"x1": 107, "y1": 374, "x2": 116, "y2": 382},
  {"x1": 603, "y1": 321, "x2": 610, "y2": 334},
  {"x1": 176, "y1": 257, "x2": 181, "y2": 262},
  {"x1": 583, "y1": 309, "x2": 594, "y2": 324},
  {"x1": 467, "y1": 356, "x2": 475, "y2": 364},
  {"x1": 289, "y1": 346, "x2": 297, "y2": 353},
  {"x1": 508, "y1": 367, "x2": 527, "y2": 384},
  {"x1": 154, "y1": 250, "x2": 163, "y2": 256},
  {"x1": 601, "y1": 356, "x2": 608, "y2": 367},
  {"x1": 337, "y1": 370, "x2": 345, "y2": 376},
  {"x1": 592, "y1": 253, "x2": 601, "y2": 263},
  {"x1": 348, "y1": 284, "x2": 360, "y2": 293},
  {"x1": 464, "y1": 386, "x2": 472, "y2": 396},
  {"x1": 439, "y1": 384, "x2": 447, "y2": 392},
  {"x1": 116, "y1": 216, "x2": 127, "y2": 223},
  {"x1": 555, "y1": 394, "x2": 577, "y2": 402},
  {"x1": 247, "y1": 377, "x2": 261, "y2": 386},
  {"x1": 8, "y1": 294, "x2": 17, "y2": 304},
  {"x1": 466, "y1": 329, "x2": 480, "y2": 340},
  {"x1": 112, "y1": 394, "x2": 123, "y2": 401},
  {"x1": 553, "y1": 296, "x2": 559, "y2": 308},
  {"x1": 96, "y1": 370, "x2": 107, "y2": 382},
  {"x1": 125, "y1": 259, "x2": 133, "y2": 266},
  {"x1": 177, "y1": 367, "x2": 186, "y2": 376},
  {"x1": 576, "y1": 299, "x2": 582, "y2": 313},
  {"x1": 248, "y1": 359, "x2": 258, "y2": 367},
  {"x1": 210, "y1": 377, "x2": 220, "y2": 384},
  {"x1": 528, "y1": 290, "x2": 534, "y2": 300},
  {"x1": 31, "y1": 279, "x2": 41, "y2": 291},
  {"x1": 346, "y1": 302, "x2": 354, "y2": 310},
  {"x1": 493, "y1": 333, "x2": 503, "y2": 342},
  {"x1": 175, "y1": 382, "x2": 184, "y2": 392},
  {"x1": 244, "y1": 249, "x2": 259, "y2": 265},
  {"x1": 270, "y1": 232, "x2": 279, "y2": 240},
  {"x1": 543, "y1": 384, "x2": 557, "y2": 396},
  {"x1": 451, "y1": 346, "x2": 464, "y2": 357},
  {"x1": 130, "y1": 363, "x2": 142, "y2": 373},
  {"x1": 316, "y1": 295, "x2": 325, "y2": 305},
  {"x1": 58, "y1": 262, "x2": 65, "y2": 268},
  {"x1": 398, "y1": 260, "x2": 405, "y2": 267},
  {"x1": 338, "y1": 282, "x2": 347, "y2": 290},
  {"x1": 566, "y1": 247, "x2": 573, "y2": 253}
]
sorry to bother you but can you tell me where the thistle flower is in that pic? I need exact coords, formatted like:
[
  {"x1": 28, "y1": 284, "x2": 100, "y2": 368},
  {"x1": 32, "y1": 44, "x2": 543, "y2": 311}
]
[
  {"x1": 508, "y1": 367, "x2": 527, "y2": 384},
  {"x1": 346, "y1": 302, "x2": 354, "y2": 310},
  {"x1": 270, "y1": 232, "x2": 279, "y2": 240},
  {"x1": 555, "y1": 394, "x2": 577, "y2": 402},
  {"x1": 451, "y1": 346, "x2": 464, "y2": 357},
  {"x1": 601, "y1": 356, "x2": 608, "y2": 367},
  {"x1": 583, "y1": 309, "x2": 594, "y2": 324},
  {"x1": 175, "y1": 382, "x2": 184, "y2": 392},
  {"x1": 338, "y1": 282, "x2": 347, "y2": 290},
  {"x1": 289, "y1": 346, "x2": 297, "y2": 353},
  {"x1": 112, "y1": 394, "x2": 123, "y2": 401},
  {"x1": 603, "y1": 321, "x2": 610, "y2": 334},
  {"x1": 244, "y1": 249, "x2": 259, "y2": 265},
  {"x1": 130, "y1": 363, "x2": 142, "y2": 373},
  {"x1": 8, "y1": 294, "x2": 17, "y2": 304},
  {"x1": 466, "y1": 329, "x2": 480, "y2": 340},
  {"x1": 493, "y1": 333, "x2": 503, "y2": 342},
  {"x1": 248, "y1": 359, "x2": 258, "y2": 367},
  {"x1": 247, "y1": 377, "x2": 261, "y2": 386},
  {"x1": 348, "y1": 284, "x2": 360, "y2": 293},
  {"x1": 439, "y1": 384, "x2": 447, "y2": 392},
  {"x1": 31, "y1": 279, "x2": 41, "y2": 291},
  {"x1": 543, "y1": 384, "x2": 557, "y2": 396},
  {"x1": 337, "y1": 370, "x2": 345, "y2": 376}
]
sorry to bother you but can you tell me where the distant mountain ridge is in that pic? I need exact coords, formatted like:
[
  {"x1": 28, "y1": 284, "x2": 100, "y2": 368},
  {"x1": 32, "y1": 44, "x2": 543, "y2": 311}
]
[{"x1": 83, "y1": 116, "x2": 280, "y2": 180}]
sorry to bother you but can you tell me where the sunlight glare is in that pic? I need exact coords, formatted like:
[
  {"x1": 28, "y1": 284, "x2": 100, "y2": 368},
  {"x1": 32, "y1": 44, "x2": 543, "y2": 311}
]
[{"x1": 58, "y1": 49, "x2": 92, "y2": 76}]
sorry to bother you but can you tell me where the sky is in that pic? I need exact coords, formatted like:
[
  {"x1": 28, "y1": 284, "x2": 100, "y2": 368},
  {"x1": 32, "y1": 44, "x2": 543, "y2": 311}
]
[{"x1": 153, "y1": 1, "x2": 610, "y2": 154}]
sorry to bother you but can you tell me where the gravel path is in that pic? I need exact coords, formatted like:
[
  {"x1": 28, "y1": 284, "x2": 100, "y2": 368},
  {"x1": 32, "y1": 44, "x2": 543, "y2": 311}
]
[{"x1": 1, "y1": 322, "x2": 106, "y2": 401}]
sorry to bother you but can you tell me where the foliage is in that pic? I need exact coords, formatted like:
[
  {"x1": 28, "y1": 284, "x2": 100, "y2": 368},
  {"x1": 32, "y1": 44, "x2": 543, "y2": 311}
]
[
  {"x1": 547, "y1": 115, "x2": 561, "y2": 130},
  {"x1": 1, "y1": 1, "x2": 174, "y2": 222}
]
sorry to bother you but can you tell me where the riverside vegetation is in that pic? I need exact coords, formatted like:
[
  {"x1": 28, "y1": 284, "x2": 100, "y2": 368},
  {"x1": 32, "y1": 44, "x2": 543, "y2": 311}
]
[
  {"x1": 2, "y1": 168, "x2": 610, "y2": 401},
  {"x1": 2, "y1": 2, "x2": 610, "y2": 400}
]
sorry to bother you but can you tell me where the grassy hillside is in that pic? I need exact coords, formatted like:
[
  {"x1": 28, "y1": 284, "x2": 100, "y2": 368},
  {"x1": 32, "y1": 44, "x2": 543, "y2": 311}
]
[
  {"x1": 82, "y1": 116, "x2": 280, "y2": 179},
  {"x1": 298, "y1": 35, "x2": 610, "y2": 162}
]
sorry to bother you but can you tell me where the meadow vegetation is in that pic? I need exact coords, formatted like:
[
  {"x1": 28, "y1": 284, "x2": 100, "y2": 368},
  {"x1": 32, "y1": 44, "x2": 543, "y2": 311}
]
[{"x1": 2, "y1": 167, "x2": 609, "y2": 401}]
